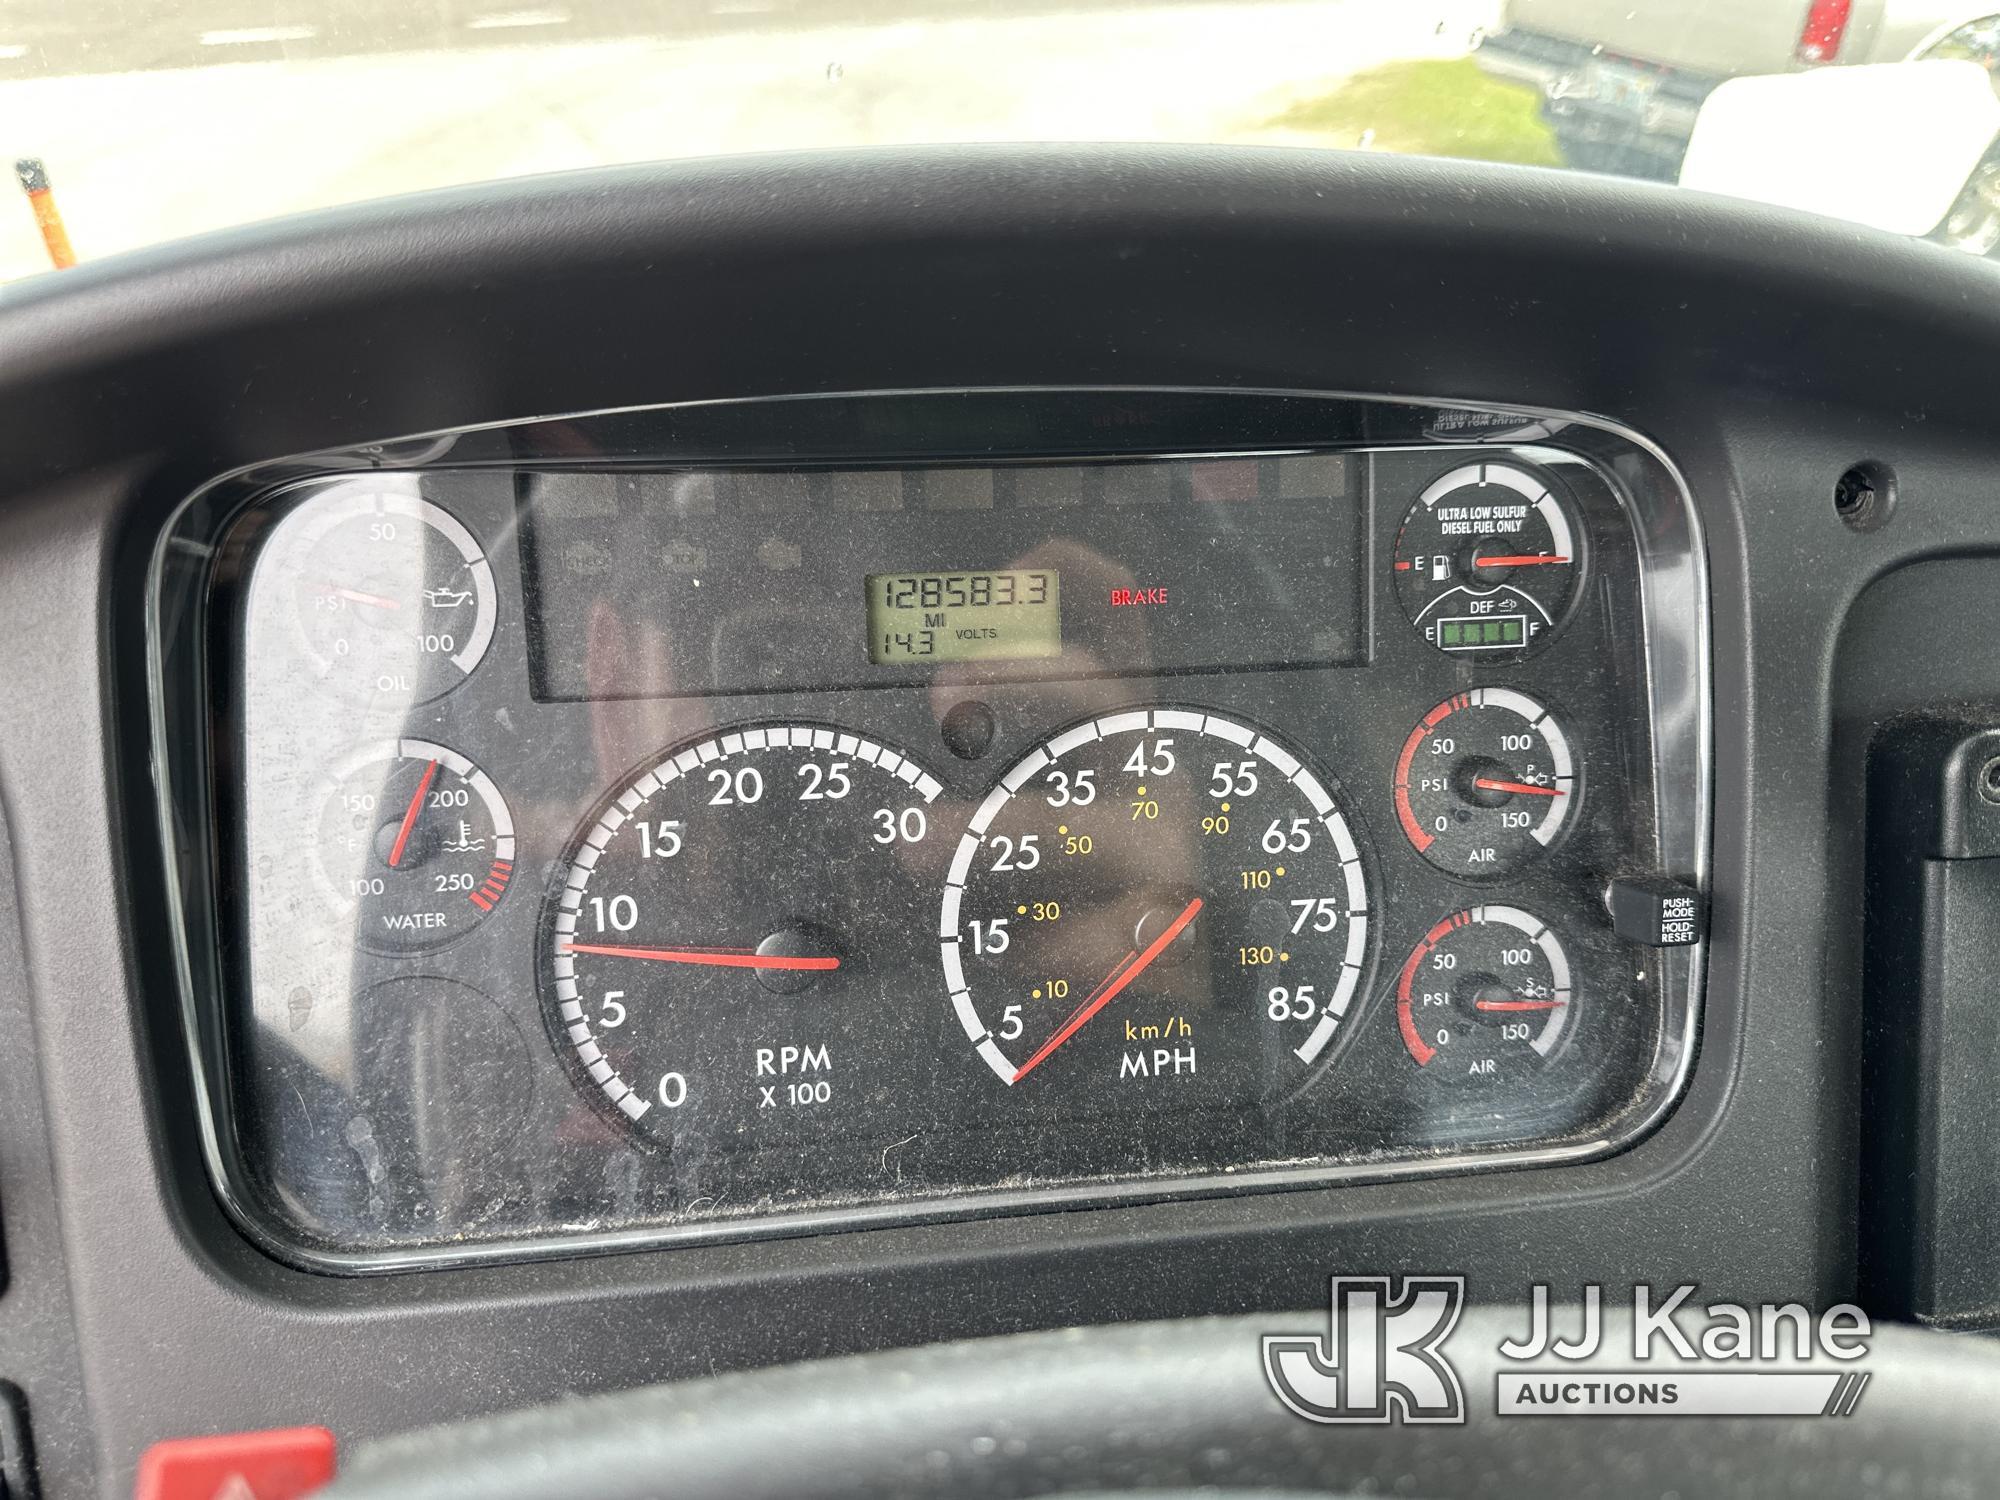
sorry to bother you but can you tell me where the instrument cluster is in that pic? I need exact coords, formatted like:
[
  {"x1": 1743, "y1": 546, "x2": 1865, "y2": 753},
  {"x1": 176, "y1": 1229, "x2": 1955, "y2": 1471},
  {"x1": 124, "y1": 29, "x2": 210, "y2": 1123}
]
[{"x1": 152, "y1": 388, "x2": 1708, "y2": 1270}]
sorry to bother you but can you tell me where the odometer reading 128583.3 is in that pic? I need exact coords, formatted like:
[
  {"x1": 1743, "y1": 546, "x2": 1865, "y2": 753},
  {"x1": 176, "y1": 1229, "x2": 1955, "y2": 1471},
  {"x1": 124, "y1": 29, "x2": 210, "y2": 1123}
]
[
  {"x1": 867, "y1": 569, "x2": 1061, "y2": 664},
  {"x1": 942, "y1": 709, "x2": 1371, "y2": 1100}
]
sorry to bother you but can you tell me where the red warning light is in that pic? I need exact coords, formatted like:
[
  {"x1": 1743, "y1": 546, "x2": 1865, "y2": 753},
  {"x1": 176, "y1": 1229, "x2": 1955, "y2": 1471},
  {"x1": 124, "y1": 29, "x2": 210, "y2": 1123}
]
[{"x1": 1110, "y1": 587, "x2": 1169, "y2": 606}]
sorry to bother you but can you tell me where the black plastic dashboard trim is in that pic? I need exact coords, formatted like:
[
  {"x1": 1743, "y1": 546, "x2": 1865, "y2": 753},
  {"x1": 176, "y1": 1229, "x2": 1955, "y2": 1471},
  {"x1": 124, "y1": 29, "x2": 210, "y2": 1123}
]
[{"x1": 0, "y1": 143, "x2": 1972, "y2": 1491}]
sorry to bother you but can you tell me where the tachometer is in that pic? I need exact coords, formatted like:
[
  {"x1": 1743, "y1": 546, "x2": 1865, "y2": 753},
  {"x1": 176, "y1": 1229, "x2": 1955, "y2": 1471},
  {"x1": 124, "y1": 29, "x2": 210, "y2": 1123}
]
[
  {"x1": 943, "y1": 708, "x2": 1371, "y2": 1094},
  {"x1": 542, "y1": 725, "x2": 943, "y2": 1139}
]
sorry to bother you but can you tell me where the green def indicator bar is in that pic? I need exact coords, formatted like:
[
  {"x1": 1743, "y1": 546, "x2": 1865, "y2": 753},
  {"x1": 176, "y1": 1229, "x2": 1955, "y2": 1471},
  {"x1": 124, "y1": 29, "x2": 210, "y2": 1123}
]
[{"x1": 1437, "y1": 615, "x2": 1527, "y2": 650}]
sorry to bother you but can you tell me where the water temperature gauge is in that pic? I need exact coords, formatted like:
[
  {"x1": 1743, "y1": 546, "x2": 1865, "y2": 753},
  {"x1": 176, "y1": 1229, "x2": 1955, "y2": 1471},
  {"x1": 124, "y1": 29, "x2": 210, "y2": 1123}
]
[{"x1": 315, "y1": 740, "x2": 516, "y2": 953}]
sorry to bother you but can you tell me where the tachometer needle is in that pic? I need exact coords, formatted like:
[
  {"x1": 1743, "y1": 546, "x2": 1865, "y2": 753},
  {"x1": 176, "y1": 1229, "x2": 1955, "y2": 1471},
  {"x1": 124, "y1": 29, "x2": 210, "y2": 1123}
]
[
  {"x1": 1472, "y1": 554, "x2": 1570, "y2": 568},
  {"x1": 1010, "y1": 896, "x2": 1204, "y2": 1083},
  {"x1": 1473, "y1": 777, "x2": 1565, "y2": 798},
  {"x1": 386, "y1": 758, "x2": 439, "y2": 868},
  {"x1": 563, "y1": 943, "x2": 841, "y2": 972},
  {"x1": 1474, "y1": 997, "x2": 1568, "y2": 1012}
]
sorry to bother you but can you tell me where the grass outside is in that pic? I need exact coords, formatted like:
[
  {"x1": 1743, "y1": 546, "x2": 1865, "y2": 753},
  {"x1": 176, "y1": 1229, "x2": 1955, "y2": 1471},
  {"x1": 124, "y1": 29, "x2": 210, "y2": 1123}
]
[{"x1": 1265, "y1": 55, "x2": 1562, "y2": 168}]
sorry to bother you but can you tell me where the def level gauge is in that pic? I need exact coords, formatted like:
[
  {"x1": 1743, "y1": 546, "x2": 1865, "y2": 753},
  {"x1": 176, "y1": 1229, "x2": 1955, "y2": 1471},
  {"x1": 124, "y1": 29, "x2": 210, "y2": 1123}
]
[{"x1": 1393, "y1": 462, "x2": 1581, "y2": 659}]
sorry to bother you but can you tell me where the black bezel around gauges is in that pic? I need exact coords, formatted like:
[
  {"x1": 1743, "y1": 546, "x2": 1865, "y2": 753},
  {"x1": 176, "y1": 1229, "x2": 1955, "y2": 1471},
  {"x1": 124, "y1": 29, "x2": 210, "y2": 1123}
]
[{"x1": 147, "y1": 388, "x2": 1710, "y2": 1273}]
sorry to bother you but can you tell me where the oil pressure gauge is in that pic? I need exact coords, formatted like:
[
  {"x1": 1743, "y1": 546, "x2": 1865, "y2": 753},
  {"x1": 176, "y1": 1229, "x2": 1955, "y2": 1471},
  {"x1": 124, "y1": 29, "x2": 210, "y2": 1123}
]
[
  {"x1": 272, "y1": 486, "x2": 498, "y2": 704},
  {"x1": 1393, "y1": 461, "x2": 1581, "y2": 658}
]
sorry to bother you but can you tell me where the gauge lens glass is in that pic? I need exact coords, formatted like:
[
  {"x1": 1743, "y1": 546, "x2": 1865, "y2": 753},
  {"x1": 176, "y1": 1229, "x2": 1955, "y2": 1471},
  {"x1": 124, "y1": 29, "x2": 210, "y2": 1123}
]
[{"x1": 174, "y1": 396, "x2": 1699, "y2": 1265}]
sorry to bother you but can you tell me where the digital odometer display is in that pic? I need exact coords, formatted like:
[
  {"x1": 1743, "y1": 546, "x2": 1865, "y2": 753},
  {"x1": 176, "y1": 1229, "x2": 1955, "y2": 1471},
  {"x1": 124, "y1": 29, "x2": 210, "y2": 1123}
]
[
  {"x1": 518, "y1": 451, "x2": 1367, "y2": 700},
  {"x1": 867, "y1": 569, "x2": 1060, "y2": 664}
]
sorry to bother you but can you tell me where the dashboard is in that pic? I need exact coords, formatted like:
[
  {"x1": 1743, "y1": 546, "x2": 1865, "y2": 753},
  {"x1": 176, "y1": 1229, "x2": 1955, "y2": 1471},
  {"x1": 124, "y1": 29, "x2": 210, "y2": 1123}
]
[
  {"x1": 155, "y1": 389, "x2": 1705, "y2": 1267},
  {"x1": 2, "y1": 143, "x2": 2000, "y2": 1494}
]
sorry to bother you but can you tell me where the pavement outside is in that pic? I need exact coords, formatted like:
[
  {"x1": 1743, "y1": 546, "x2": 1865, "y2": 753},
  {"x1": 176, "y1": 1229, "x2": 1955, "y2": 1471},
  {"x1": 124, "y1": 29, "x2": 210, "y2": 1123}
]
[{"x1": 0, "y1": 0, "x2": 1498, "y2": 284}]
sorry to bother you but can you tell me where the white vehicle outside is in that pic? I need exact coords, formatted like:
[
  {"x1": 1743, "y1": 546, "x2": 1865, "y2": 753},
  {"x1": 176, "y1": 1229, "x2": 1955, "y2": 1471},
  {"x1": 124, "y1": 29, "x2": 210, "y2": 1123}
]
[
  {"x1": 1478, "y1": 0, "x2": 1981, "y2": 180},
  {"x1": 1678, "y1": 17, "x2": 2000, "y2": 253}
]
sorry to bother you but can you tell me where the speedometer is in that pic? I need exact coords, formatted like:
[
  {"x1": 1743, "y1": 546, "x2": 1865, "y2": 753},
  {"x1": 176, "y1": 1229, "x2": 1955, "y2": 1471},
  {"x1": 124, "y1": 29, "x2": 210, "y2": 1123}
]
[{"x1": 942, "y1": 708, "x2": 1371, "y2": 1096}]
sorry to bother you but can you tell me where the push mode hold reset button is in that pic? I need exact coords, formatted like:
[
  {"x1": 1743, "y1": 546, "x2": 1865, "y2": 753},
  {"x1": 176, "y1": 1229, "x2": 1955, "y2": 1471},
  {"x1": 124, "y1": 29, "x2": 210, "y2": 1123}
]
[{"x1": 1605, "y1": 877, "x2": 1708, "y2": 948}]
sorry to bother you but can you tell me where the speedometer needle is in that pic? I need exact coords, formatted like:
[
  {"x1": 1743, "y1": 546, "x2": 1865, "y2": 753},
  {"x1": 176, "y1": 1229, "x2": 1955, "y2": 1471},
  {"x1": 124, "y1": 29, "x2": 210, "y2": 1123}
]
[
  {"x1": 1473, "y1": 777, "x2": 1565, "y2": 798},
  {"x1": 563, "y1": 943, "x2": 841, "y2": 972},
  {"x1": 1010, "y1": 896, "x2": 1204, "y2": 1084}
]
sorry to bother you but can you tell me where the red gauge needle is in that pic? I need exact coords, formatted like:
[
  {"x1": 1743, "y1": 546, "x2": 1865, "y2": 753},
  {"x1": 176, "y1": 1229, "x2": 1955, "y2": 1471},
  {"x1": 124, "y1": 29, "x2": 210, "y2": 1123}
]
[
  {"x1": 1473, "y1": 777, "x2": 1566, "y2": 798},
  {"x1": 1011, "y1": 896, "x2": 1204, "y2": 1084},
  {"x1": 563, "y1": 943, "x2": 841, "y2": 972},
  {"x1": 1474, "y1": 997, "x2": 1568, "y2": 1012},
  {"x1": 386, "y1": 758, "x2": 439, "y2": 868},
  {"x1": 1472, "y1": 554, "x2": 1571, "y2": 568},
  {"x1": 310, "y1": 580, "x2": 402, "y2": 609}
]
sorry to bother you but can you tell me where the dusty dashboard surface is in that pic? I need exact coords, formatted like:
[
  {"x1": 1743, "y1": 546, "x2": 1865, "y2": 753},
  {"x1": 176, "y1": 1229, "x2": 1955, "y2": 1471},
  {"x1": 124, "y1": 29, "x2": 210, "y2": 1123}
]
[{"x1": 151, "y1": 387, "x2": 1709, "y2": 1270}]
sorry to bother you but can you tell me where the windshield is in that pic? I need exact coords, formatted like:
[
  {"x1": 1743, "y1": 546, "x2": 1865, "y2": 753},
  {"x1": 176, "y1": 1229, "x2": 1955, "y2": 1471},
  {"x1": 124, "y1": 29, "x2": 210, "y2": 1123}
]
[{"x1": 5, "y1": 0, "x2": 2000, "y2": 282}]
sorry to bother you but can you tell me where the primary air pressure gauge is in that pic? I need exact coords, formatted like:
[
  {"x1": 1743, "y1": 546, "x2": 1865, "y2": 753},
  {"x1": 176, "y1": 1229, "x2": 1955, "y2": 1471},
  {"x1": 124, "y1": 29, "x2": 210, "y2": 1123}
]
[{"x1": 1393, "y1": 689, "x2": 1576, "y2": 879}]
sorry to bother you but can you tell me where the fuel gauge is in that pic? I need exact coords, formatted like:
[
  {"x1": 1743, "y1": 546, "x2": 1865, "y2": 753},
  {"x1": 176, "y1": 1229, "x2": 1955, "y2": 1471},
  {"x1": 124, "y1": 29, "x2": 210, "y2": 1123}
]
[{"x1": 1393, "y1": 462, "x2": 1581, "y2": 658}]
